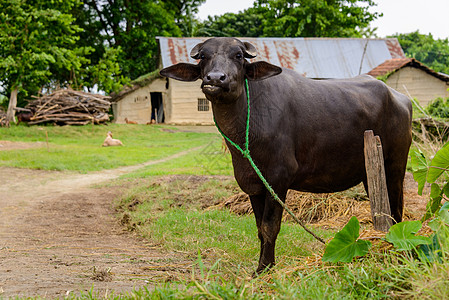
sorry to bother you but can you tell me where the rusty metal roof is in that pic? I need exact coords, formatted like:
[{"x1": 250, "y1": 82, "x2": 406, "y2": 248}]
[{"x1": 157, "y1": 37, "x2": 405, "y2": 79}]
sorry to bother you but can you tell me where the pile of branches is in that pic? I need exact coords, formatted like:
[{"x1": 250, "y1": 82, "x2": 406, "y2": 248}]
[
  {"x1": 26, "y1": 89, "x2": 111, "y2": 125},
  {"x1": 0, "y1": 108, "x2": 8, "y2": 127}
]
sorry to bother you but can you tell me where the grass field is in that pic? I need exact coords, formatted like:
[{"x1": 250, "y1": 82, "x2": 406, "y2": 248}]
[
  {"x1": 0, "y1": 124, "x2": 217, "y2": 172},
  {"x1": 1, "y1": 124, "x2": 448, "y2": 299}
]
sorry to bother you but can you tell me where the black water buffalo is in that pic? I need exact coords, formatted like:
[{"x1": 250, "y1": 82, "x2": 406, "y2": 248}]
[{"x1": 160, "y1": 37, "x2": 412, "y2": 273}]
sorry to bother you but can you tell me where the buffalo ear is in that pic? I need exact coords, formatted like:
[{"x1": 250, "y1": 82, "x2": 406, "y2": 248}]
[
  {"x1": 190, "y1": 42, "x2": 204, "y2": 59},
  {"x1": 159, "y1": 63, "x2": 201, "y2": 82},
  {"x1": 243, "y1": 42, "x2": 257, "y2": 58},
  {"x1": 246, "y1": 61, "x2": 282, "y2": 81}
]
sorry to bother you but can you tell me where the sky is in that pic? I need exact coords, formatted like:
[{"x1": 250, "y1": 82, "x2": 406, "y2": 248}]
[{"x1": 197, "y1": 0, "x2": 449, "y2": 39}]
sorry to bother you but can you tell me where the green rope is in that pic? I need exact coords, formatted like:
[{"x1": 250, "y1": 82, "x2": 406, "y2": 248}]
[{"x1": 214, "y1": 79, "x2": 325, "y2": 244}]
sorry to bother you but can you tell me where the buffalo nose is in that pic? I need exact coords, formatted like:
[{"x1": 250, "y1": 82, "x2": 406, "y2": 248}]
[{"x1": 205, "y1": 72, "x2": 227, "y2": 83}]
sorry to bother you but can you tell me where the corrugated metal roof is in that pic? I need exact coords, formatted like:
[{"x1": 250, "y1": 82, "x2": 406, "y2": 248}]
[{"x1": 157, "y1": 37, "x2": 405, "y2": 79}]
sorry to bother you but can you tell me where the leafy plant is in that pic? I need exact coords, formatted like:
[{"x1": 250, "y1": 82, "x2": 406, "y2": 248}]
[
  {"x1": 426, "y1": 97, "x2": 449, "y2": 119},
  {"x1": 411, "y1": 142, "x2": 449, "y2": 220},
  {"x1": 385, "y1": 221, "x2": 431, "y2": 251},
  {"x1": 322, "y1": 217, "x2": 371, "y2": 263},
  {"x1": 324, "y1": 141, "x2": 449, "y2": 263}
]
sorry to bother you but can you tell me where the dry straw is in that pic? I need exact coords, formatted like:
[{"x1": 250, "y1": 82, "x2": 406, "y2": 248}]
[{"x1": 221, "y1": 185, "x2": 416, "y2": 230}]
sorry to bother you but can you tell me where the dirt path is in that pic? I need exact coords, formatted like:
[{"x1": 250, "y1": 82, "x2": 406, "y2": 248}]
[{"x1": 0, "y1": 148, "x2": 201, "y2": 298}]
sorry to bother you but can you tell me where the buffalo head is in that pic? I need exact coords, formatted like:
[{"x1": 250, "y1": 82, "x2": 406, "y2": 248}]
[{"x1": 160, "y1": 37, "x2": 282, "y2": 102}]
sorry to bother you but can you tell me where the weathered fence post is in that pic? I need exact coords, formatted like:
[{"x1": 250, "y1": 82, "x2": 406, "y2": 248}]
[{"x1": 364, "y1": 130, "x2": 393, "y2": 232}]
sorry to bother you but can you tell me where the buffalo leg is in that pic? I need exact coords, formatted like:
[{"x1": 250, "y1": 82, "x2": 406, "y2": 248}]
[
  {"x1": 255, "y1": 190, "x2": 286, "y2": 274},
  {"x1": 385, "y1": 159, "x2": 407, "y2": 223},
  {"x1": 249, "y1": 194, "x2": 266, "y2": 268}
]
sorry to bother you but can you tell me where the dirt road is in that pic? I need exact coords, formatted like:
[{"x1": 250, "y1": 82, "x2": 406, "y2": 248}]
[{"x1": 0, "y1": 148, "x2": 199, "y2": 298}]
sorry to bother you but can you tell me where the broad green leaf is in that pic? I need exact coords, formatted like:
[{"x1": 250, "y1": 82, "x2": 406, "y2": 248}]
[
  {"x1": 322, "y1": 217, "x2": 371, "y2": 263},
  {"x1": 429, "y1": 205, "x2": 449, "y2": 234},
  {"x1": 440, "y1": 201, "x2": 449, "y2": 212},
  {"x1": 417, "y1": 234, "x2": 442, "y2": 263},
  {"x1": 385, "y1": 221, "x2": 432, "y2": 251},
  {"x1": 422, "y1": 183, "x2": 443, "y2": 222},
  {"x1": 410, "y1": 149, "x2": 428, "y2": 195},
  {"x1": 428, "y1": 142, "x2": 449, "y2": 183}
]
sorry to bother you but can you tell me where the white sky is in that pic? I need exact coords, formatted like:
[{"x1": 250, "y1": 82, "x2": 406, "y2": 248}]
[{"x1": 197, "y1": 0, "x2": 449, "y2": 39}]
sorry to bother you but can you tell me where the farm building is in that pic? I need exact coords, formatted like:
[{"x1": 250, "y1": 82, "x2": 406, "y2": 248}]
[
  {"x1": 368, "y1": 58, "x2": 449, "y2": 106},
  {"x1": 111, "y1": 37, "x2": 406, "y2": 125}
]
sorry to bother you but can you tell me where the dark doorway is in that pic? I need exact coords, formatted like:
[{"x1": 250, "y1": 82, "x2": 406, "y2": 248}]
[{"x1": 150, "y1": 92, "x2": 164, "y2": 123}]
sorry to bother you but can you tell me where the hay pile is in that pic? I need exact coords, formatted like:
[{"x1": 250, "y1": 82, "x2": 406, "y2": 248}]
[
  {"x1": 26, "y1": 89, "x2": 111, "y2": 125},
  {"x1": 222, "y1": 186, "x2": 414, "y2": 229}
]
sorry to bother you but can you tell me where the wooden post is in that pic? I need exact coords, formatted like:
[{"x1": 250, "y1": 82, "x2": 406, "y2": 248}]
[{"x1": 364, "y1": 130, "x2": 393, "y2": 232}]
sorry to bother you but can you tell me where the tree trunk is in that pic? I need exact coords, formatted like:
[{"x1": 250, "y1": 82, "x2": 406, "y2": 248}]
[{"x1": 6, "y1": 86, "x2": 18, "y2": 124}]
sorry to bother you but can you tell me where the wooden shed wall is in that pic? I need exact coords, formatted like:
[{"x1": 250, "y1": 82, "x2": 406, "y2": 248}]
[
  {"x1": 114, "y1": 79, "x2": 166, "y2": 124},
  {"x1": 167, "y1": 80, "x2": 214, "y2": 124},
  {"x1": 386, "y1": 67, "x2": 449, "y2": 106}
]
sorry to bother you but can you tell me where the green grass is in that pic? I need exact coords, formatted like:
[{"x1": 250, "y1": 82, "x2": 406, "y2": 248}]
[
  {"x1": 122, "y1": 139, "x2": 234, "y2": 177},
  {"x1": 0, "y1": 124, "x2": 218, "y2": 172},
  {"x1": 116, "y1": 176, "x2": 333, "y2": 274}
]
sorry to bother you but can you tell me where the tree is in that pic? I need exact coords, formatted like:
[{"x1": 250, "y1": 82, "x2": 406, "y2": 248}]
[
  {"x1": 200, "y1": 0, "x2": 380, "y2": 38},
  {"x1": 73, "y1": 0, "x2": 201, "y2": 80},
  {"x1": 391, "y1": 31, "x2": 449, "y2": 75},
  {"x1": 256, "y1": 0, "x2": 381, "y2": 38},
  {"x1": 199, "y1": 8, "x2": 264, "y2": 37},
  {"x1": 0, "y1": 0, "x2": 86, "y2": 122},
  {"x1": 162, "y1": 0, "x2": 206, "y2": 36}
]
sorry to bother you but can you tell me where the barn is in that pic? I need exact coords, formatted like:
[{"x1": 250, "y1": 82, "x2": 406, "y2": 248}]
[
  {"x1": 368, "y1": 58, "x2": 449, "y2": 106},
  {"x1": 111, "y1": 37, "x2": 406, "y2": 125}
]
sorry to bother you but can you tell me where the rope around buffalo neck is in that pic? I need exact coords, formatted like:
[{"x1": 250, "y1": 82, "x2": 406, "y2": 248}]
[{"x1": 213, "y1": 79, "x2": 325, "y2": 244}]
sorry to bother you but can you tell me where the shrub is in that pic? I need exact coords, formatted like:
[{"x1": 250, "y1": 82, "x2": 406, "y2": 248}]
[{"x1": 426, "y1": 97, "x2": 449, "y2": 119}]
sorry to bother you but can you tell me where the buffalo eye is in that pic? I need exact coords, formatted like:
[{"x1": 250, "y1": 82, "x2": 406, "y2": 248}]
[
  {"x1": 235, "y1": 53, "x2": 243, "y2": 60},
  {"x1": 200, "y1": 53, "x2": 205, "y2": 60}
]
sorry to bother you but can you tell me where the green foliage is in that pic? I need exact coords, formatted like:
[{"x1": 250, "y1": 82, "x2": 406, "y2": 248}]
[
  {"x1": 426, "y1": 97, "x2": 449, "y2": 119},
  {"x1": 257, "y1": 0, "x2": 381, "y2": 38},
  {"x1": 409, "y1": 148, "x2": 429, "y2": 195},
  {"x1": 411, "y1": 142, "x2": 449, "y2": 220},
  {"x1": 0, "y1": 0, "x2": 85, "y2": 103},
  {"x1": 325, "y1": 140, "x2": 449, "y2": 261},
  {"x1": 73, "y1": 0, "x2": 185, "y2": 80},
  {"x1": 391, "y1": 31, "x2": 449, "y2": 75},
  {"x1": 322, "y1": 216, "x2": 371, "y2": 262},
  {"x1": 417, "y1": 234, "x2": 442, "y2": 263},
  {"x1": 201, "y1": 0, "x2": 381, "y2": 38},
  {"x1": 385, "y1": 221, "x2": 431, "y2": 251},
  {"x1": 0, "y1": 0, "x2": 131, "y2": 108},
  {"x1": 84, "y1": 47, "x2": 131, "y2": 94},
  {"x1": 418, "y1": 204, "x2": 449, "y2": 263},
  {"x1": 199, "y1": 8, "x2": 265, "y2": 37}
]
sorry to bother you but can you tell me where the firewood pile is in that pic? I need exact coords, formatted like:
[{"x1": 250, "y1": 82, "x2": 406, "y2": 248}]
[
  {"x1": 0, "y1": 108, "x2": 8, "y2": 127},
  {"x1": 26, "y1": 89, "x2": 111, "y2": 125}
]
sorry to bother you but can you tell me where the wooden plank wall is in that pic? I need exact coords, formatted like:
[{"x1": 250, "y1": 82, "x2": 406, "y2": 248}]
[{"x1": 168, "y1": 80, "x2": 214, "y2": 124}]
